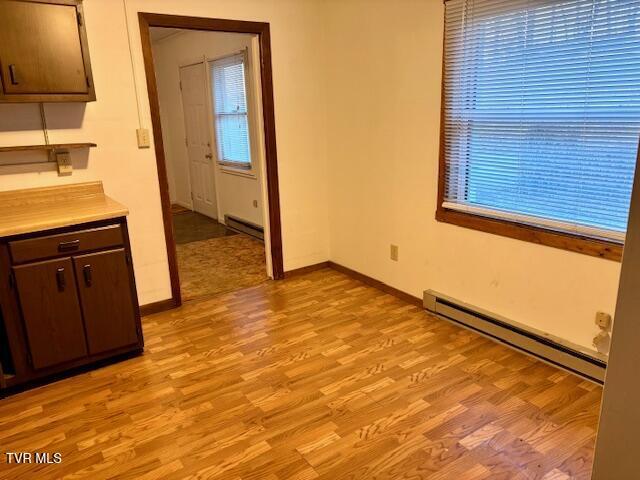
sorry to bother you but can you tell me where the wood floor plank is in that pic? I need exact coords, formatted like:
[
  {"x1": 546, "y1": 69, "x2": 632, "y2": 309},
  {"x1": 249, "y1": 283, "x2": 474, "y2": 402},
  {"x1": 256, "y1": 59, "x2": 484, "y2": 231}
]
[{"x1": 0, "y1": 268, "x2": 601, "y2": 479}]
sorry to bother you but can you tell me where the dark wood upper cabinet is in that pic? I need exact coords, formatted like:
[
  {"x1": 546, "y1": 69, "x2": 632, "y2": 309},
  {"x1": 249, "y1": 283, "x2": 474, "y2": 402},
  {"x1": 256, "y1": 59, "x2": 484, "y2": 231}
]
[
  {"x1": 13, "y1": 257, "x2": 88, "y2": 370},
  {"x1": 0, "y1": 0, "x2": 95, "y2": 102},
  {"x1": 73, "y1": 249, "x2": 139, "y2": 355}
]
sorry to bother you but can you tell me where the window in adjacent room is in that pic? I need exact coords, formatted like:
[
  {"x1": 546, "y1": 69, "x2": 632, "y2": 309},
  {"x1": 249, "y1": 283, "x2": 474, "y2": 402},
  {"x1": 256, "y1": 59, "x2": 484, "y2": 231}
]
[
  {"x1": 211, "y1": 52, "x2": 252, "y2": 170},
  {"x1": 439, "y1": 0, "x2": 640, "y2": 252}
]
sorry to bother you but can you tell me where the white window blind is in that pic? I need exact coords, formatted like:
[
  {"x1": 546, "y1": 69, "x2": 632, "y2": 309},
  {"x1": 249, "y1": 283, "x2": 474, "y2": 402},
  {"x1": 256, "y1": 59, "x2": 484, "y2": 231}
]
[
  {"x1": 443, "y1": 0, "x2": 640, "y2": 242},
  {"x1": 211, "y1": 53, "x2": 251, "y2": 168}
]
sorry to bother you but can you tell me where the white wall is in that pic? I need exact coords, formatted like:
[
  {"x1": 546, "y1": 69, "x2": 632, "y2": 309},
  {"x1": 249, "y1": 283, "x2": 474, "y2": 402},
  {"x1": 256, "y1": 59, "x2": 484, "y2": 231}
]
[
  {"x1": 152, "y1": 29, "x2": 266, "y2": 227},
  {"x1": 322, "y1": 0, "x2": 621, "y2": 351},
  {"x1": 0, "y1": 0, "x2": 331, "y2": 305},
  {"x1": 0, "y1": 0, "x2": 624, "y2": 351}
]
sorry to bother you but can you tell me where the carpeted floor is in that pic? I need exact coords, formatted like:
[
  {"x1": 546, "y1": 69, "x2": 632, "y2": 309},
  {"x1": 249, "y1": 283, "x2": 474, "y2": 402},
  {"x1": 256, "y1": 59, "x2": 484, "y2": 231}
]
[{"x1": 176, "y1": 233, "x2": 267, "y2": 301}]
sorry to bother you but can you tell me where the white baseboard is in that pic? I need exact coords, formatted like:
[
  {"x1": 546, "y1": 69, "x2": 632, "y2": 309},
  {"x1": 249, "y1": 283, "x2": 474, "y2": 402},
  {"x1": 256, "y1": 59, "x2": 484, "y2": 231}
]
[{"x1": 424, "y1": 289, "x2": 607, "y2": 383}]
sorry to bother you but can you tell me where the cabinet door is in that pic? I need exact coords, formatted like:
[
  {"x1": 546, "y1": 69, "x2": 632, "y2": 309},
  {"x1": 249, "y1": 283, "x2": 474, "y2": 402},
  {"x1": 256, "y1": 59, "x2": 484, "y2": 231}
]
[
  {"x1": 0, "y1": 1, "x2": 88, "y2": 95},
  {"x1": 73, "y1": 249, "x2": 139, "y2": 355},
  {"x1": 13, "y1": 258, "x2": 88, "y2": 370}
]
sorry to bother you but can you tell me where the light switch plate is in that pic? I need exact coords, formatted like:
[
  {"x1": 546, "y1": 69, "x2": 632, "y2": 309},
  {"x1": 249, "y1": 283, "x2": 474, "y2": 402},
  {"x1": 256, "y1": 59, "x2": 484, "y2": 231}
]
[
  {"x1": 55, "y1": 151, "x2": 72, "y2": 176},
  {"x1": 136, "y1": 128, "x2": 150, "y2": 148}
]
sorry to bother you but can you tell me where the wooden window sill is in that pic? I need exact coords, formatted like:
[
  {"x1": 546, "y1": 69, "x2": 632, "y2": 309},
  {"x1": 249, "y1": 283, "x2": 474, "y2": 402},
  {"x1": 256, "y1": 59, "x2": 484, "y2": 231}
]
[{"x1": 435, "y1": 207, "x2": 623, "y2": 262}]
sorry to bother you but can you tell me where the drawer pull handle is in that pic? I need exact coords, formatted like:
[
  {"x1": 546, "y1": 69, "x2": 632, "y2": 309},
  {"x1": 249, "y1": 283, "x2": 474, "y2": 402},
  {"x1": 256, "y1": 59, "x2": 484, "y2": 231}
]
[
  {"x1": 83, "y1": 264, "x2": 92, "y2": 287},
  {"x1": 58, "y1": 240, "x2": 80, "y2": 252},
  {"x1": 56, "y1": 268, "x2": 66, "y2": 291},
  {"x1": 8, "y1": 64, "x2": 18, "y2": 85}
]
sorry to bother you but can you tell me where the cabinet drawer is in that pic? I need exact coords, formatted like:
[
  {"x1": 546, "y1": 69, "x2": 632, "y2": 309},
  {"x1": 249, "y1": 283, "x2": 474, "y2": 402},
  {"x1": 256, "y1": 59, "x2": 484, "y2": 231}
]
[{"x1": 9, "y1": 225, "x2": 124, "y2": 263}]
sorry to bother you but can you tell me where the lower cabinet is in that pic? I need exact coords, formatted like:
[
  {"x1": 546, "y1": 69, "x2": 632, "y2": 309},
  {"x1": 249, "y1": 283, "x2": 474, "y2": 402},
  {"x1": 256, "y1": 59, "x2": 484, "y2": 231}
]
[
  {"x1": 0, "y1": 219, "x2": 143, "y2": 390},
  {"x1": 13, "y1": 257, "x2": 88, "y2": 370},
  {"x1": 73, "y1": 249, "x2": 139, "y2": 355}
]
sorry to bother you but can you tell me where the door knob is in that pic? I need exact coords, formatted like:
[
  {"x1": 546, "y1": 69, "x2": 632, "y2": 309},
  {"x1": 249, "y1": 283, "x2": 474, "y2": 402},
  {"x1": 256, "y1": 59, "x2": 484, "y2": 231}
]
[{"x1": 205, "y1": 153, "x2": 213, "y2": 159}]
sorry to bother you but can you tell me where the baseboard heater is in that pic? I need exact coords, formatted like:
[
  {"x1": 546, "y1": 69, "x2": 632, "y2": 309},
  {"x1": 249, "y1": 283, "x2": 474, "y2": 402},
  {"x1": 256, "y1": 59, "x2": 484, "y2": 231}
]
[
  {"x1": 423, "y1": 290, "x2": 607, "y2": 384},
  {"x1": 224, "y1": 214, "x2": 264, "y2": 241}
]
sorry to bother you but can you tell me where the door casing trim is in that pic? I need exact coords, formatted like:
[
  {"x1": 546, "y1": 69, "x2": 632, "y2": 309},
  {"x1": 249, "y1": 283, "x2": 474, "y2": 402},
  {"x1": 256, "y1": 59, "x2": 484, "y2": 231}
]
[{"x1": 138, "y1": 13, "x2": 285, "y2": 308}]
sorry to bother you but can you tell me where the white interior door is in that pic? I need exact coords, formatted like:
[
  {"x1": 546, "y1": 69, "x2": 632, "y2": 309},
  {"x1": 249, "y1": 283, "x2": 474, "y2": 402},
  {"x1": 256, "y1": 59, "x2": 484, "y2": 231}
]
[{"x1": 179, "y1": 63, "x2": 217, "y2": 219}]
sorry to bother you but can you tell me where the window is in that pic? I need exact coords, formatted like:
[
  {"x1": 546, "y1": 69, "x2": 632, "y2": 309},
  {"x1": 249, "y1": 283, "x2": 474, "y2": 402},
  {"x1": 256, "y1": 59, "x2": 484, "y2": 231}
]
[
  {"x1": 440, "y1": 0, "x2": 640, "y2": 253},
  {"x1": 211, "y1": 53, "x2": 251, "y2": 169}
]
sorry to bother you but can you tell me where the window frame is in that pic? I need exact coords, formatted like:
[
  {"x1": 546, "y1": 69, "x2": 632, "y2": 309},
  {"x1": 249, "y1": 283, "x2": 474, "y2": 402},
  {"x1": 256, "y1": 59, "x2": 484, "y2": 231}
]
[
  {"x1": 210, "y1": 51, "x2": 253, "y2": 172},
  {"x1": 435, "y1": 0, "x2": 629, "y2": 262}
]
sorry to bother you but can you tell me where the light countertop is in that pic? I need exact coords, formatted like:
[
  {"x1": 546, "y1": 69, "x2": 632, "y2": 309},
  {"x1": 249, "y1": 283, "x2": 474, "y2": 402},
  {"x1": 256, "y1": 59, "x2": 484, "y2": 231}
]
[{"x1": 0, "y1": 182, "x2": 128, "y2": 237}]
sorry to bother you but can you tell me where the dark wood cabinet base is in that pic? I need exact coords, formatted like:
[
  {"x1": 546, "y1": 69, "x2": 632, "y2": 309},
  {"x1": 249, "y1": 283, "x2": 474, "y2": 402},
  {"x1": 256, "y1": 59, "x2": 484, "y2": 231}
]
[{"x1": 0, "y1": 218, "x2": 143, "y2": 393}]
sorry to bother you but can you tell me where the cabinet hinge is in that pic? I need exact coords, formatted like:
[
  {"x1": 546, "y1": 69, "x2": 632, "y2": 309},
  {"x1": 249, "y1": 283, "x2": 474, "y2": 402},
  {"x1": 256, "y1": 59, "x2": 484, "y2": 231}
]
[
  {"x1": 8, "y1": 271, "x2": 15, "y2": 290},
  {"x1": 26, "y1": 351, "x2": 33, "y2": 367},
  {"x1": 125, "y1": 253, "x2": 132, "y2": 265},
  {"x1": 77, "y1": 11, "x2": 83, "y2": 26},
  {"x1": 86, "y1": 75, "x2": 91, "y2": 88},
  {"x1": 179, "y1": 81, "x2": 183, "y2": 91}
]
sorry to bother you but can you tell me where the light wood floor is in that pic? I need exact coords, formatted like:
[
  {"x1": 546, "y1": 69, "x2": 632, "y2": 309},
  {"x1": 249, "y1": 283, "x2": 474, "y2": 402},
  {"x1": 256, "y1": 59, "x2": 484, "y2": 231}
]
[{"x1": 0, "y1": 268, "x2": 601, "y2": 479}]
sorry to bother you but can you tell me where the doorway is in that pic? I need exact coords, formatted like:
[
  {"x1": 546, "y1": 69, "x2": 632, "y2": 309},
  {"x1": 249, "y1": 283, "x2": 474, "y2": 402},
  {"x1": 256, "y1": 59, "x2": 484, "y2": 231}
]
[{"x1": 139, "y1": 14, "x2": 284, "y2": 307}]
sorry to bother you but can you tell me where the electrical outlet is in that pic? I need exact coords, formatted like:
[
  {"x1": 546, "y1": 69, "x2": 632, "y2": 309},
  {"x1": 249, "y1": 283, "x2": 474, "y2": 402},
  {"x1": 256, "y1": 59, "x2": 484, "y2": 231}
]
[
  {"x1": 595, "y1": 311, "x2": 612, "y2": 330},
  {"x1": 390, "y1": 244, "x2": 399, "y2": 261},
  {"x1": 55, "y1": 151, "x2": 72, "y2": 176},
  {"x1": 136, "y1": 128, "x2": 150, "y2": 148}
]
